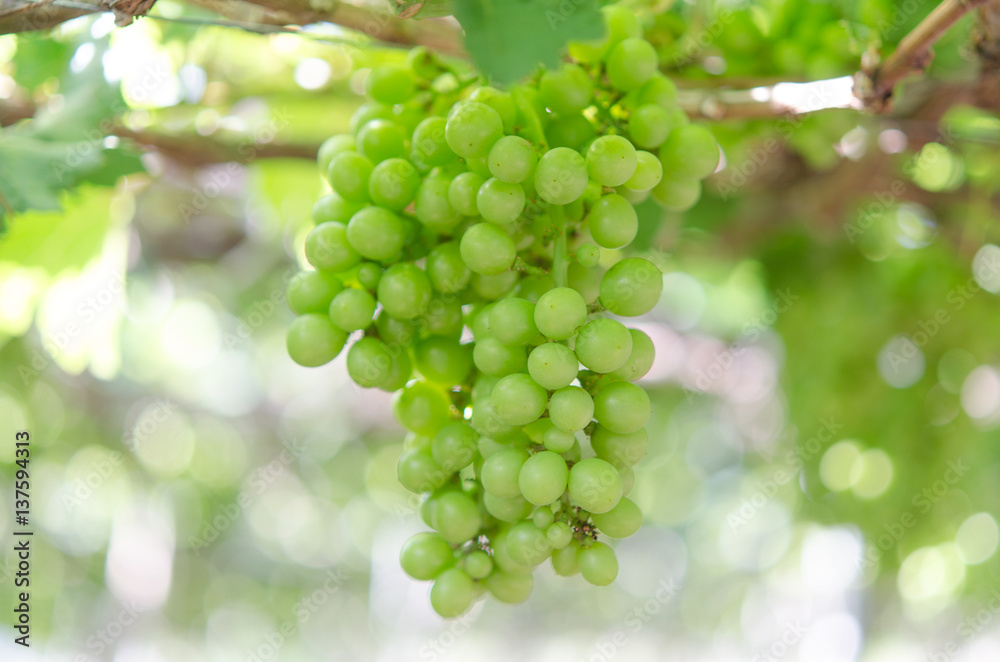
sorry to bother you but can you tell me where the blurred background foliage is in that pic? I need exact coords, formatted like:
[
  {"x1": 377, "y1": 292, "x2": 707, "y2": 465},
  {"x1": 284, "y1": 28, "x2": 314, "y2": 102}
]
[{"x1": 2, "y1": 0, "x2": 1000, "y2": 660}]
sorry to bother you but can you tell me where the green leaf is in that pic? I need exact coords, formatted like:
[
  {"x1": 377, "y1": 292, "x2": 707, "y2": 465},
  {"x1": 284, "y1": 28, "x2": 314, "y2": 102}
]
[
  {"x1": 0, "y1": 133, "x2": 104, "y2": 213},
  {"x1": 453, "y1": 0, "x2": 605, "y2": 84}
]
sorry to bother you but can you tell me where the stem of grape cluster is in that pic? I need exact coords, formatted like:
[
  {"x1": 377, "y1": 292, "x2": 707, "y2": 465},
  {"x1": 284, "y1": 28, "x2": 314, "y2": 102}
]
[{"x1": 551, "y1": 205, "x2": 569, "y2": 288}]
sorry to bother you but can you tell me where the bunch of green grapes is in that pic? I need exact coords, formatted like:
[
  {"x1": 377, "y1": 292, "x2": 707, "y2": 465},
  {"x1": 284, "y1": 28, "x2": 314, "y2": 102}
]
[{"x1": 285, "y1": 4, "x2": 717, "y2": 617}]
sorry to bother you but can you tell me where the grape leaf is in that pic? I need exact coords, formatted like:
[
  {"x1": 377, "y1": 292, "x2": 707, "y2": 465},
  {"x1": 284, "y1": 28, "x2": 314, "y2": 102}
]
[
  {"x1": 452, "y1": 0, "x2": 604, "y2": 84},
  {"x1": 0, "y1": 134, "x2": 103, "y2": 213}
]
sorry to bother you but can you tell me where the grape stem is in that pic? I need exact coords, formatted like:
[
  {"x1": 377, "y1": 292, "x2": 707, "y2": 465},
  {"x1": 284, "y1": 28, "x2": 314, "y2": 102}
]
[{"x1": 551, "y1": 204, "x2": 569, "y2": 288}]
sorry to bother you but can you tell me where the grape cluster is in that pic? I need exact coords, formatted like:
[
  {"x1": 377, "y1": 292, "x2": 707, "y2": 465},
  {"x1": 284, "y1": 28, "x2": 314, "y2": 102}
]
[{"x1": 285, "y1": 4, "x2": 717, "y2": 617}]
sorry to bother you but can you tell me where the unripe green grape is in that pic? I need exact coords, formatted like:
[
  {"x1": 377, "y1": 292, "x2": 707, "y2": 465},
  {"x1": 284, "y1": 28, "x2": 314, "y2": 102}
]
[
  {"x1": 551, "y1": 543, "x2": 579, "y2": 576},
  {"x1": 472, "y1": 389, "x2": 519, "y2": 439},
  {"x1": 593, "y1": 381, "x2": 650, "y2": 434},
  {"x1": 523, "y1": 417, "x2": 554, "y2": 445},
  {"x1": 659, "y1": 124, "x2": 719, "y2": 179},
  {"x1": 430, "y1": 568, "x2": 475, "y2": 617},
  {"x1": 518, "y1": 451, "x2": 569, "y2": 506},
  {"x1": 586, "y1": 135, "x2": 637, "y2": 187},
  {"x1": 591, "y1": 497, "x2": 642, "y2": 538},
  {"x1": 546, "y1": 114, "x2": 597, "y2": 150},
  {"x1": 491, "y1": 373, "x2": 548, "y2": 426},
  {"x1": 445, "y1": 101, "x2": 504, "y2": 158},
  {"x1": 602, "y1": 4, "x2": 642, "y2": 43},
  {"x1": 609, "y1": 328, "x2": 655, "y2": 381},
  {"x1": 447, "y1": 172, "x2": 484, "y2": 216},
  {"x1": 346, "y1": 206, "x2": 407, "y2": 262},
  {"x1": 590, "y1": 426, "x2": 648, "y2": 468},
  {"x1": 400, "y1": 532, "x2": 454, "y2": 580},
  {"x1": 287, "y1": 271, "x2": 343, "y2": 315},
  {"x1": 329, "y1": 151, "x2": 374, "y2": 201},
  {"x1": 473, "y1": 336, "x2": 526, "y2": 376},
  {"x1": 366, "y1": 64, "x2": 415, "y2": 104},
  {"x1": 599, "y1": 257, "x2": 663, "y2": 317},
  {"x1": 534, "y1": 287, "x2": 587, "y2": 340},
  {"x1": 306, "y1": 222, "x2": 361, "y2": 273},
  {"x1": 485, "y1": 571, "x2": 533, "y2": 604},
  {"x1": 481, "y1": 447, "x2": 529, "y2": 498},
  {"x1": 516, "y1": 275, "x2": 556, "y2": 303},
  {"x1": 489, "y1": 298, "x2": 538, "y2": 346},
  {"x1": 465, "y1": 154, "x2": 492, "y2": 178},
  {"x1": 411, "y1": 116, "x2": 456, "y2": 166},
  {"x1": 548, "y1": 385, "x2": 594, "y2": 432},
  {"x1": 576, "y1": 243, "x2": 600, "y2": 268},
  {"x1": 317, "y1": 135, "x2": 355, "y2": 178},
  {"x1": 578, "y1": 541, "x2": 619, "y2": 586},
  {"x1": 460, "y1": 222, "x2": 516, "y2": 276},
  {"x1": 543, "y1": 426, "x2": 576, "y2": 453},
  {"x1": 378, "y1": 262, "x2": 432, "y2": 320},
  {"x1": 625, "y1": 150, "x2": 663, "y2": 191},
  {"x1": 421, "y1": 296, "x2": 464, "y2": 339},
  {"x1": 312, "y1": 192, "x2": 365, "y2": 223},
  {"x1": 356, "y1": 119, "x2": 408, "y2": 163},
  {"x1": 349, "y1": 102, "x2": 393, "y2": 134},
  {"x1": 477, "y1": 178, "x2": 525, "y2": 225},
  {"x1": 415, "y1": 176, "x2": 462, "y2": 234},
  {"x1": 357, "y1": 262, "x2": 382, "y2": 291},
  {"x1": 532, "y1": 507, "x2": 554, "y2": 529},
  {"x1": 484, "y1": 492, "x2": 532, "y2": 522},
  {"x1": 426, "y1": 242, "x2": 471, "y2": 294},
  {"x1": 375, "y1": 311, "x2": 415, "y2": 347},
  {"x1": 431, "y1": 490, "x2": 482, "y2": 543},
  {"x1": 286, "y1": 314, "x2": 348, "y2": 367},
  {"x1": 534, "y1": 147, "x2": 589, "y2": 205},
  {"x1": 574, "y1": 318, "x2": 633, "y2": 373},
  {"x1": 629, "y1": 104, "x2": 672, "y2": 149},
  {"x1": 490, "y1": 527, "x2": 532, "y2": 575},
  {"x1": 546, "y1": 521, "x2": 574, "y2": 549},
  {"x1": 414, "y1": 336, "x2": 472, "y2": 385},
  {"x1": 568, "y1": 262, "x2": 603, "y2": 305},
  {"x1": 463, "y1": 550, "x2": 493, "y2": 580},
  {"x1": 469, "y1": 86, "x2": 517, "y2": 133},
  {"x1": 506, "y1": 521, "x2": 551, "y2": 566},
  {"x1": 635, "y1": 74, "x2": 678, "y2": 109},
  {"x1": 368, "y1": 158, "x2": 420, "y2": 210},
  {"x1": 393, "y1": 380, "x2": 451, "y2": 436},
  {"x1": 397, "y1": 446, "x2": 447, "y2": 493},
  {"x1": 347, "y1": 337, "x2": 393, "y2": 387},
  {"x1": 488, "y1": 135, "x2": 537, "y2": 183},
  {"x1": 651, "y1": 177, "x2": 702, "y2": 211},
  {"x1": 588, "y1": 193, "x2": 638, "y2": 249},
  {"x1": 568, "y1": 457, "x2": 623, "y2": 514},
  {"x1": 539, "y1": 64, "x2": 593, "y2": 116},
  {"x1": 407, "y1": 45, "x2": 443, "y2": 79},
  {"x1": 606, "y1": 38, "x2": 658, "y2": 92},
  {"x1": 329, "y1": 287, "x2": 376, "y2": 331},
  {"x1": 620, "y1": 466, "x2": 634, "y2": 496},
  {"x1": 379, "y1": 350, "x2": 412, "y2": 392}
]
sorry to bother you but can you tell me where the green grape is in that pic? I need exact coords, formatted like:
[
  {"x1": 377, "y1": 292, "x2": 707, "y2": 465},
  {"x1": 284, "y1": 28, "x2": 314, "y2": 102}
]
[
  {"x1": 400, "y1": 532, "x2": 454, "y2": 580},
  {"x1": 426, "y1": 242, "x2": 471, "y2": 293},
  {"x1": 629, "y1": 104, "x2": 672, "y2": 149},
  {"x1": 305, "y1": 222, "x2": 361, "y2": 273},
  {"x1": 590, "y1": 426, "x2": 648, "y2": 468},
  {"x1": 377, "y1": 263, "x2": 432, "y2": 320},
  {"x1": 473, "y1": 336, "x2": 527, "y2": 377},
  {"x1": 357, "y1": 262, "x2": 382, "y2": 291},
  {"x1": 539, "y1": 64, "x2": 592, "y2": 116},
  {"x1": 431, "y1": 491, "x2": 482, "y2": 543},
  {"x1": 349, "y1": 102, "x2": 393, "y2": 134},
  {"x1": 346, "y1": 206, "x2": 407, "y2": 262},
  {"x1": 576, "y1": 243, "x2": 600, "y2": 268},
  {"x1": 635, "y1": 74, "x2": 678, "y2": 109},
  {"x1": 415, "y1": 336, "x2": 473, "y2": 385},
  {"x1": 471, "y1": 389, "x2": 519, "y2": 440},
  {"x1": 485, "y1": 571, "x2": 533, "y2": 604},
  {"x1": 411, "y1": 116, "x2": 456, "y2": 166},
  {"x1": 599, "y1": 257, "x2": 663, "y2": 316},
  {"x1": 568, "y1": 457, "x2": 623, "y2": 514},
  {"x1": 551, "y1": 544, "x2": 579, "y2": 576},
  {"x1": 492, "y1": 373, "x2": 548, "y2": 426},
  {"x1": 546, "y1": 114, "x2": 597, "y2": 150},
  {"x1": 445, "y1": 101, "x2": 504, "y2": 158},
  {"x1": 593, "y1": 381, "x2": 650, "y2": 434},
  {"x1": 651, "y1": 177, "x2": 701, "y2": 211},
  {"x1": 523, "y1": 417, "x2": 554, "y2": 444},
  {"x1": 484, "y1": 492, "x2": 533, "y2": 522},
  {"x1": 447, "y1": 172, "x2": 484, "y2": 216},
  {"x1": 407, "y1": 46, "x2": 443, "y2": 80},
  {"x1": 469, "y1": 86, "x2": 517, "y2": 133},
  {"x1": 586, "y1": 135, "x2": 638, "y2": 187},
  {"x1": 603, "y1": 4, "x2": 641, "y2": 43},
  {"x1": 534, "y1": 147, "x2": 589, "y2": 204},
  {"x1": 506, "y1": 521, "x2": 551, "y2": 566},
  {"x1": 421, "y1": 297, "x2": 464, "y2": 339},
  {"x1": 490, "y1": 528, "x2": 531, "y2": 575},
  {"x1": 368, "y1": 158, "x2": 420, "y2": 210},
  {"x1": 548, "y1": 386, "x2": 594, "y2": 432},
  {"x1": 430, "y1": 568, "x2": 475, "y2": 618},
  {"x1": 489, "y1": 298, "x2": 538, "y2": 346},
  {"x1": 543, "y1": 426, "x2": 576, "y2": 453},
  {"x1": 329, "y1": 151, "x2": 374, "y2": 201},
  {"x1": 591, "y1": 497, "x2": 642, "y2": 538},
  {"x1": 347, "y1": 337, "x2": 392, "y2": 387},
  {"x1": 375, "y1": 311, "x2": 415, "y2": 347},
  {"x1": 578, "y1": 541, "x2": 619, "y2": 586},
  {"x1": 312, "y1": 192, "x2": 365, "y2": 224},
  {"x1": 397, "y1": 446, "x2": 447, "y2": 492},
  {"x1": 286, "y1": 314, "x2": 348, "y2": 367},
  {"x1": 575, "y1": 318, "x2": 632, "y2": 373},
  {"x1": 481, "y1": 448, "x2": 530, "y2": 498},
  {"x1": 625, "y1": 150, "x2": 663, "y2": 191},
  {"x1": 477, "y1": 178, "x2": 525, "y2": 225},
  {"x1": 606, "y1": 38, "x2": 658, "y2": 92},
  {"x1": 329, "y1": 287, "x2": 376, "y2": 331},
  {"x1": 609, "y1": 328, "x2": 654, "y2": 381},
  {"x1": 488, "y1": 136, "x2": 537, "y2": 183},
  {"x1": 546, "y1": 521, "x2": 573, "y2": 549},
  {"x1": 287, "y1": 271, "x2": 343, "y2": 315},
  {"x1": 380, "y1": 350, "x2": 412, "y2": 392},
  {"x1": 393, "y1": 381, "x2": 451, "y2": 436},
  {"x1": 567, "y1": 262, "x2": 602, "y2": 305},
  {"x1": 518, "y1": 451, "x2": 569, "y2": 506},
  {"x1": 588, "y1": 193, "x2": 638, "y2": 249},
  {"x1": 620, "y1": 466, "x2": 634, "y2": 497},
  {"x1": 366, "y1": 64, "x2": 415, "y2": 104},
  {"x1": 659, "y1": 124, "x2": 719, "y2": 179},
  {"x1": 356, "y1": 119, "x2": 408, "y2": 163},
  {"x1": 532, "y1": 507, "x2": 554, "y2": 529},
  {"x1": 463, "y1": 550, "x2": 493, "y2": 580},
  {"x1": 534, "y1": 287, "x2": 587, "y2": 340},
  {"x1": 415, "y1": 176, "x2": 462, "y2": 234},
  {"x1": 318, "y1": 135, "x2": 356, "y2": 178},
  {"x1": 465, "y1": 154, "x2": 492, "y2": 178},
  {"x1": 460, "y1": 222, "x2": 516, "y2": 276}
]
